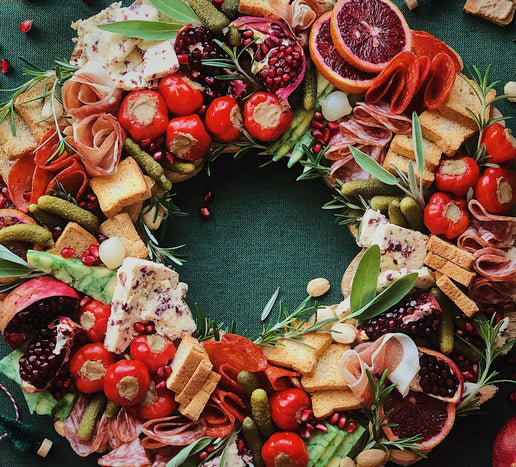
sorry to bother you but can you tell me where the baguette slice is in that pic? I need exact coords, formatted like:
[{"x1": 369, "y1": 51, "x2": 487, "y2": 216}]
[
  {"x1": 301, "y1": 344, "x2": 350, "y2": 392},
  {"x1": 311, "y1": 389, "x2": 361, "y2": 418},
  {"x1": 464, "y1": 0, "x2": 516, "y2": 26}
]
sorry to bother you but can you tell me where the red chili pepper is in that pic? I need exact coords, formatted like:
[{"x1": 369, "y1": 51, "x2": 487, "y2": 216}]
[
  {"x1": 78, "y1": 299, "x2": 111, "y2": 343},
  {"x1": 69, "y1": 343, "x2": 116, "y2": 394},
  {"x1": 480, "y1": 123, "x2": 516, "y2": 164},
  {"x1": 104, "y1": 360, "x2": 151, "y2": 406},
  {"x1": 205, "y1": 96, "x2": 242, "y2": 142},
  {"x1": 474, "y1": 166, "x2": 516, "y2": 214},
  {"x1": 137, "y1": 385, "x2": 177, "y2": 420},
  {"x1": 423, "y1": 192, "x2": 469, "y2": 239},
  {"x1": 434, "y1": 154, "x2": 480, "y2": 196},
  {"x1": 269, "y1": 388, "x2": 311, "y2": 431},
  {"x1": 262, "y1": 432, "x2": 309, "y2": 467},
  {"x1": 118, "y1": 90, "x2": 169, "y2": 142},
  {"x1": 166, "y1": 114, "x2": 212, "y2": 161},
  {"x1": 129, "y1": 334, "x2": 176, "y2": 374},
  {"x1": 157, "y1": 73, "x2": 204, "y2": 117},
  {"x1": 244, "y1": 92, "x2": 292, "y2": 142}
]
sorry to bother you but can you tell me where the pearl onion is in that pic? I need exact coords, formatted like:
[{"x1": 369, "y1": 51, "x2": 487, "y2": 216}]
[
  {"x1": 321, "y1": 91, "x2": 352, "y2": 122},
  {"x1": 99, "y1": 237, "x2": 126, "y2": 269}
]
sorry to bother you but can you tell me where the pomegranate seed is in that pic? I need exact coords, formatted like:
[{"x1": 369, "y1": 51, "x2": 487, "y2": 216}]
[
  {"x1": 19, "y1": 20, "x2": 33, "y2": 33},
  {"x1": 163, "y1": 365, "x2": 172, "y2": 377},
  {"x1": 197, "y1": 451, "x2": 208, "y2": 461},
  {"x1": 242, "y1": 29, "x2": 254, "y2": 38},
  {"x1": 199, "y1": 207, "x2": 210, "y2": 220},
  {"x1": 329, "y1": 413, "x2": 340, "y2": 425},
  {"x1": 236, "y1": 439, "x2": 245, "y2": 452},
  {"x1": 134, "y1": 322, "x2": 146, "y2": 334},
  {"x1": 153, "y1": 151, "x2": 163, "y2": 161},
  {"x1": 1, "y1": 59, "x2": 10, "y2": 74},
  {"x1": 197, "y1": 105, "x2": 207, "y2": 117},
  {"x1": 178, "y1": 54, "x2": 188, "y2": 65},
  {"x1": 81, "y1": 255, "x2": 99, "y2": 266},
  {"x1": 462, "y1": 370, "x2": 473, "y2": 380},
  {"x1": 242, "y1": 38, "x2": 252, "y2": 46},
  {"x1": 80, "y1": 296, "x2": 92, "y2": 307},
  {"x1": 338, "y1": 415, "x2": 347, "y2": 429},
  {"x1": 203, "y1": 191, "x2": 214, "y2": 203},
  {"x1": 328, "y1": 121, "x2": 340, "y2": 131},
  {"x1": 345, "y1": 421, "x2": 357, "y2": 433},
  {"x1": 509, "y1": 388, "x2": 516, "y2": 406},
  {"x1": 212, "y1": 0, "x2": 224, "y2": 5},
  {"x1": 88, "y1": 244, "x2": 99, "y2": 257},
  {"x1": 300, "y1": 409, "x2": 313, "y2": 422},
  {"x1": 156, "y1": 367, "x2": 165, "y2": 380},
  {"x1": 311, "y1": 129, "x2": 323, "y2": 139},
  {"x1": 60, "y1": 247, "x2": 75, "y2": 258},
  {"x1": 140, "y1": 138, "x2": 152, "y2": 147},
  {"x1": 311, "y1": 120, "x2": 324, "y2": 130},
  {"x1": 165, "y1": 152, "x2": 174, "y2": 165},
  {"x1": 322, "y1": 128, "x2": 331, "y2": 144},
  {"x1": 145, "y1": 322, "x2": 155, "y2": 334},
  {"x1": 313, "y1": 143, "x2": 323, "y2": 154},
  {"x1": 0, "y1": 196, "x2": 7, "y2": 209},
  {"x1": 314, "y1": 111, "x2": 323, "y2": 121},
  {"x1": 315, "y1": 423, "x2": 328, "y2": 433},
  {"x1": 155, "y1": 381, "x2": 166, "y2": 391},
  {"x1": 97, "y1": 234, "x2": 108, "y2": 243},
  {"x1": 465, "y1": 323, "x2": 474, "y2": 333}
]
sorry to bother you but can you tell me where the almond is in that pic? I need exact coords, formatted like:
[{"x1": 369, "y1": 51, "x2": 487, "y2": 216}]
[{"x1": 306, "y1": 277, "x2": 330, "y2": 297}]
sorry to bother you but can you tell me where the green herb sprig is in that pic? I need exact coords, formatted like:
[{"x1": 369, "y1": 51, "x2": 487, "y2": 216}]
[
  {"x1": 136, "y1": 219, "x2": 186, "y2": 267},
  {"x1": 193, "y1": 304, "x2": 236, "y2": 343},
  {"x1": 0, "y1": 245, "x2": 45, "y2": 293},
  {"x1": 297, "y1": 144, "x2": 331, "y2": 181}
]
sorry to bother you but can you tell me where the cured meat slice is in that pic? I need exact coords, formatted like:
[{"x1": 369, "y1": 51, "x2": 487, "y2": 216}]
[
  {"x1": 212, "y1": 389, "x2": 247, "y2": 422},
  {"x1": 469, "y1": 277, "x2": 516, "y2": 304},
  {"x1": 411, "y1": 30, "x2": 463, "y2": 73},
  {"x1": 151, "y1": 447, "x2": 177, "y2": 467},
  {"x1": 339, "y1": 333, "x2": 420, "y2": 408},
  {"x1": 473, "y1": 248, "x2": 516, "y2": 281},
  {"x1": 107, "y1": 407, "x2": 144, "y2": 449},
  {"x1": 7, "y1": 153, "x2": 36, "y2": 212},
  {"x1": 141, "y1": 415, "x2": 206, "y2": 447},
  {"x1": 265, "y1": 364, "x2": 300, "y2": 391},
  {"x1": 98, "y1": 438, "x2": 151, "y2": 467},
  {"x1": 353, "y1": 102, "x2": 412, "y2": 134},
  {"x1": 423, "y1": 53, "x2": 456, "y2": 110}
]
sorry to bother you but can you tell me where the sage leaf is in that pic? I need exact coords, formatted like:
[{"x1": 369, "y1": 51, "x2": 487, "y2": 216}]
[
  {"x1": 0, "y1": 260, "x2": 34, "y2": 278},
  {"x1": 261, "y1": 286, "x2": 280, "y2": 321},
  {"x1": 166, "y1": 437, "x2": 212, "y2": 467},
  {"x1": 412, "y1": 112, "x2": 425, "y2": 176},
  {"x1": 350, "y1": 272, "x2": 418, "y2": 323},
  {"x1": 350, "y1": 245, "x2": 380, "y2": 313},
  {"x1": 148, "y1": 0, "x2": 198, "y2": 24},
  {"x1": 98, "y1": 21, "x2": 182, "y2": 41},
  {"x1": 0, "y1": 244, "x2": 32, "y2": 267},
  {"x1": 350, "y1": 146, "x2": 398, "y2": 185}
]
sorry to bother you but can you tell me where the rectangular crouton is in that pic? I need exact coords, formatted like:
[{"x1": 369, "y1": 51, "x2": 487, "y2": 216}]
[
  {"x1": 178, "y1": 371, "x2": 221, "y2": 420},
  {"x1": 424, "y1": 251, "x2": 476, "y2": 287},
  {"x1": 436, "y1": 274, "x2": 479, "y2": 318},
  {"x1": 167, "y1": 336, "x2": 206, "y2": 393},
  {"x1": 14, "y1": 78, "x2": 68, "y2": 142},
  {"x1": 464, "y1": 0, "x2": 516, "y2": 26},
  {"x1": 0, "y1": 111, "x2": 38, "y2": 160},
  {"x1": 426, "y1": 235, "x2": 475, "y2": 270},
  {"x1": 389, "y1": 134, "x2": 442, "y2": 171},
  {"x1": 120, "y1": 176, "x2": 155, "y2": 222},
  {"x1": 301, "y1": 344, "x2": 350, "y2": 392},
  {"x1": 90, "y1": 157, "x2": 151, "y2": 218},
  {"x1": 99, "y1": 212, "x2": 149, "y2": 259},
  {"x1": 46, "y1": 222, "x2": 99, "y2": 259},
  {"x1": 439, "y1": 75, "x2": 496, "y2": 130},
  {"x1": 175, "y1": 358, "x2": 213, "y2": 405},
  {"x1": 419, "y1": 110, "x2": 475, "y2": 156},
  {"x1": 0, "y1": 145, "x2": 16, "y2": 182},
  {"x1": 383, "y1": 150, "x2": 435, "y2": 187},
  {"x1": 310, "y1": 389, "x2": 361, "y2": 419}
]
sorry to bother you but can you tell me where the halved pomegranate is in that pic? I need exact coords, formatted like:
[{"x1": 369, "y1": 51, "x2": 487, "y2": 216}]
[
  {"x1": 380, "y1": 390, "x2": 455, "y2": 452},
  {"x1": 19, "y1": 317, "x2": 83, "y2": 393},
  {"x1": 415, "y1": 348, "x2": 463, "y2": 404},
  {"x1": 0, "y1": 277, "x2": 79, "y2": 349},
  {"x1": 493, "y1": 416, "x2": 516, "y2": 467}
]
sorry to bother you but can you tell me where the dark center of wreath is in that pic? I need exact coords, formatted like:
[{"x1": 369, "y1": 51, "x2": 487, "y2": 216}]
[{"x1": 170, "y1": 154, "x2": 360, "y2": 329}]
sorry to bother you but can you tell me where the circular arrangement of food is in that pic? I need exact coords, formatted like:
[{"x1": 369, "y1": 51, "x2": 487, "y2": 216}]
[{"x1": 0, "y1": 0, "x2": 515, "y2": 466}]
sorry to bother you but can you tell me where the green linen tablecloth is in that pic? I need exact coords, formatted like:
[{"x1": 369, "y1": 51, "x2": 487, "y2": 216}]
[{"x1": 0, "y1": 0, "x2": 515, "y2": 465}]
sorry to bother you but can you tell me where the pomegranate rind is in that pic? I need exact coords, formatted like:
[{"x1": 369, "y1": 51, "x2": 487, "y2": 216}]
[
  {"x1": 330, "y1": 0, "x2": 412, "y2": 73},
  {"x1": 416, "y1": 347, "x2": 464, "y2": 404},
  {"x1": 411, "y1": 30, "x2": 463, "y2": 73},
  {"x1": 380, "y1": 390, "x2": 455, "y2": 451},
  {"x1": 493, "y1": 416, "x2": 516, "y2": 467},
  {"x1": 0, "y1": 277, "x2": 79, "y2": 346},
  {"x1": 309, "y1": 13, "x2": 377, "y2": 94}
]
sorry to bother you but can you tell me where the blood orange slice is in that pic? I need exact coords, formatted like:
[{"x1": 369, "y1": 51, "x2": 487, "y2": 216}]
[
  {"x1": 412, "y1": 30, "x2": 463, "y2": 73},
  {"x1": 330, "y1": 0, "x2": 412, "y2": 73},
  {"x1": 309, "y1": 12, "x2": 377, "y2": 94},
  {"x1": 380, "y1": 390, "x2": 455, "y2": 451}
]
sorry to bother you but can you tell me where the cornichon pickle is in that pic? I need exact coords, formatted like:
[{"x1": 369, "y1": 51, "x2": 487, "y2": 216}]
[
  {"x1": 184, "y1": 0, "x2": 230, "y2": 36},
  {"x1": 221, "y1": 0, "x2": 240, "y2": 20},
  {"x1": 167, "y1": 160, "x2": 197, "y2": 175},
  {"x1": 400, "y1": 196, "x2": 424, "y2": 231},
  {"x1": 250, "y1": 388, "x2": 275, "y2": 440},
  {"x1": 237, "y1": 371, "x2": 261, "y2": 398},
  {"x1": 123, "y1": 139, "x2": 172, "y2": 192},
  {"x1": 29, "y1": 204, "x2": 65, "y2": 230},
  {"x1": 388, "y1": 199, "x2": 408, "y2": 227},
  {"x1": 431, "y1": 287, "x2": 455, "y2": 355},
  {"x1": 302, "y1": 58, "x2": 317, "y2": 111},
  {"x1": 37, "y1": 195, "x2": 99, "y2": 232},
  {"x1": 340, "y1": 179, "x2": 402, "y2": 198},
  {"x1": 77, "y1": 394, "x2": 107, "y2": 441},
  {"x1": 0, "y1": 224, "x2": 54, "y2": 247},
  {"x1": 242, "y1": 417, "x2": 265, "y2": 467},
  {"x1": 369, "y1": 195, "x2": 401, "y2": 212},
  {"x1": 104, "y1": 400, "x2": 121, "y2": 418}
]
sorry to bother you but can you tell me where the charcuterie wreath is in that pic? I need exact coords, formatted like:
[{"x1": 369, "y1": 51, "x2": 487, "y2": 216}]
[{"x1": 0, "y1": 0, "x2": 515, "y2": 465}]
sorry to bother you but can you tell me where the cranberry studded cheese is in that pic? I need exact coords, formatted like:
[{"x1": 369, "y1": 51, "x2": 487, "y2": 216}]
[{"x1": 105, "y1": 257, "x2": 195, "y2": 353}]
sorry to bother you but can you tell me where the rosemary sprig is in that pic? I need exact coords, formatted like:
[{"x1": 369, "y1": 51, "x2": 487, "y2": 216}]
[
  {"x1": 297, "y1": 144, "x2": 331, "y2": 181},
  {"x1": 142, "y1": 191, "x2": 187, "y2": 226},
  {"x1": 457, "y1": 313, "x2": 516, "y2": 416},
  {"x1": 253, "y1": 295, "x2": 336, "y2": 347},
  {"x1": 136, "y1": 218, "x2": 186, "y2": 267},
  {"x1": 463, "y1": 66, "x2": 516, "y2": 164},
  {"x1": 49, "y1": 179, "x2": 77, "y2": 205},
  {"x1": 361, "y1": 370, "x2": 426, "y2": 456},
  {"x1": 193, "y1": 303, "x2": 236, "y2": 343},
  {"x1": 322, "y1": 189, "x2": 368, "y2": 226}
]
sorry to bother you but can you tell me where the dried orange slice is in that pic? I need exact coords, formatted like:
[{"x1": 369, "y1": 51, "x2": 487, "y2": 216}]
[
  {"x1": 330, "y1": 0, "x2": 412, "y2": 73},
  {"x1": 309, "y1": 12, "x2": 377, "y2": 94}
]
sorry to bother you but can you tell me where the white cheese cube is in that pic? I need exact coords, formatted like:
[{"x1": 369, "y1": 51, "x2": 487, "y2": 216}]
[
  {"x1": 105, "y1": 257, "x2": 195, "y2": 353},
  {"x1": 377, "y1": 267, "x2": 435, "y2": 291},
  {"x1": 357, "y1": 209, "x2": 389, "y2": 247},
  {"x1": 143, "y1": 40, "x2": 179, "y2": 82}
]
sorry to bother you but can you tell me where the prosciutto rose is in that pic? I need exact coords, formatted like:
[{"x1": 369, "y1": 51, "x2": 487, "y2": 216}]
[
  {"x1": 68, "y1": 113, "x2": 126, "y2": 176},
  {"x1": 63, "y1": 62, "x2": 123, "y2": 120}
]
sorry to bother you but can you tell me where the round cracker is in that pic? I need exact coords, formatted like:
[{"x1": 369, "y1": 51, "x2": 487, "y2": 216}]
[{"x1": 341, "y1": 249, "x2": 365, "y2": 298}]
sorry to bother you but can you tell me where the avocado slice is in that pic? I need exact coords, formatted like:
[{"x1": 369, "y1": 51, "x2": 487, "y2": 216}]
[
  {"x1": 331, "y1": 424, "x2": 367, "y2": 463},
  {"x1": 315, "y1": 431, "x2": 346, "y2": 467},
  {"x1": 307, "y1": 423, "x2": 339, "y2": 466}
]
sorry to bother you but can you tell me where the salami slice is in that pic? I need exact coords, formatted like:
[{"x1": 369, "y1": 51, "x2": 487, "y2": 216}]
[
  {"x1": 469, "y1": 277, "x2": 516, "y2": 304},
  {"x1": 141, "y1": 415, "x2": 206, "y2": 447},
  {"x1": 265, "y1": 364, "x2": 300, "y2": 391},
  {"x1": 7, "y1": 153, "x2": 36, "y2": 212},
  {"x1": 423, "y1": 53, "x2": 456, "y2": 110},
  {"x1": 98, "y1": 438, "x2": 151, "y2": 467},
  {"x1": 108, "y1": 407, "x2": 144, "y2": 449},
  {"x1": 46, "y1": 156, "x2": 89, "y2": 202},
  {"x1": 29, "y1": 167, "x2": 54, "y2": 206},
  {"x1": 211, "y1": 389, "x2": 247, "y2": 422},
  {"x1": 411, "y1": 30, "x2": 463, "y2": 73},
  {"x1": 473, "y1": 247, "x2": 516, "y2": 281},
  {"x1": 203, "y1": 399, "x2": 235, "y2": 438}
]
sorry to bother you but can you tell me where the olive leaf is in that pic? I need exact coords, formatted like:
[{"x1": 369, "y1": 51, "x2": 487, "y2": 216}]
[
  {"x1": 166, "y1": 437, "x2": 213, "y2": 467},
  {"x1": 349, "y1": 245, "x2": 380, "y2": 313},
  {"x1": 0, "y1": 245, "x2": 34, "y2": 278},
  {"x1": 148, "y1": 0, "x2": 198, "y2": 25},
  {"x1": 97, "y1": 21, "x2": 182, "y2": 41},
  {"x1": 412, "y1": 112, "x2": 425, "y2": 175},
  {"x1": 261, "y1": 286, "x2": 280, "y2": 321},
  {"x1": 350, "y1": 146, "x2": 398, "y2": 185}
]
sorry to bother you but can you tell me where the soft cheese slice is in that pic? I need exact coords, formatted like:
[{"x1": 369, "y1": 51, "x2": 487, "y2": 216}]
[
  {"x1": 357, "y1": 209, "x2": 389, "y2": 247},
  {"x1": 105, "y1": 257, "x2": 195, "y2": 353},
  {"x1": 143, "y1": 40, "x2": 179, "y2": 82},
  {"x1": 377, "y1": 267, "x2": 435, "y2": 291},
  {"x1": 370, "y1": 223, "x2": 428, "y2": 272}
]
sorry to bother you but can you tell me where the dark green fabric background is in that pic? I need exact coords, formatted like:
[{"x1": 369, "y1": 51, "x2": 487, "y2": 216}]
[{"x1": 0, "y1": 0, "x2": 515, "y2": 465}]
